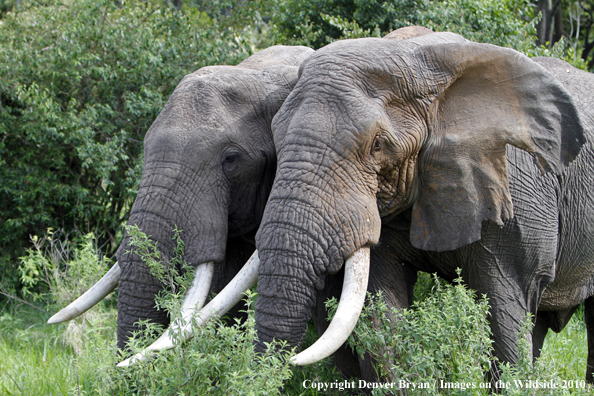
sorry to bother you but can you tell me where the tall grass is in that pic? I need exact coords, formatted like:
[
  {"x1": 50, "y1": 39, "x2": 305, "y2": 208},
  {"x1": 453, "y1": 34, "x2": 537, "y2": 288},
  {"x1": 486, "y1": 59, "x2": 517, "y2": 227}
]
[{"x1": 0, "y1": 233, "x2": 591, "y2": 395}]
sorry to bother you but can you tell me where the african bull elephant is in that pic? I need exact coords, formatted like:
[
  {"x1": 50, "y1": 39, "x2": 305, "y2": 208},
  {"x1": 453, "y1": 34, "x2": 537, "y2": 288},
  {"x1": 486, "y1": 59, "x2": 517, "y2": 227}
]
[
  {"x1": 247, "y1": 31, "x2": 594, "y2": 381},
  {"x1": 48, "y1": 45, "x2": 314, "y2": 351}
]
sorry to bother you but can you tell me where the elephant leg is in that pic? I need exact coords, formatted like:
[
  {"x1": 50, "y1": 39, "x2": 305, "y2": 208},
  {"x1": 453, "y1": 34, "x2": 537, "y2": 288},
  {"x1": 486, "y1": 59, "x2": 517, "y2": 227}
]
[
  {"x1": 461, "y1": 196, "x2": 557, "y2": 362},
  {"x1": 585, "y1": 296, "x2": 594, "y2": 383},
  {"x1": 533, "y1": 307, "x2": 581, "y2": 364},
  {"x1": 460, "y1": 247, "x2": 553, "y2": 384},
  {"x1": 532, "y1": 311, "x2": 551, "y2": 359},
  {"x1": 210, "y1": 236, "x2": 256, "y2": 325}
]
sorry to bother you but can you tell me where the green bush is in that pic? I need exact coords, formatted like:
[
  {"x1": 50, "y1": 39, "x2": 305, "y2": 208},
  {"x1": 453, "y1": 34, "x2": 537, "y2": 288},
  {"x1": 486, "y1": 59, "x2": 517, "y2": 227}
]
[
  {"x1": 329, "y1": 272, "x2": 592, "y2": 396},
  {"x1": 6, "y1": 229, "x2": 297, "y2": 395},
  {"x1": 123, "y1": 223, "x2": 196, "y2": 318},
  {"x1": 18, "y1": 230, "x2": 113, "y2": 307},
  {"x1": 0, "y1": 0, "x2": 262, "y2": 293},
  {"x1": 335, "y1": 272, "x2": 493, "y2": 395},
  {"x1": 268, "y1": 0, "x2": 540, "y2": 50},
  {"x1": 2, "y1": 235, "x2": 591, "y2": 394},
  {"x1": 3, "y1": 230, "x2": 118, "y2": 395},
  {"x1": 267, "y1": 0, "x2": 587, "y2": 71},
  {"x1": 115, "y1": 290, "x2": 295, "y2": 396},
  {"x1": 109, "y1": 225, "x2": 295, "y2": 395}
]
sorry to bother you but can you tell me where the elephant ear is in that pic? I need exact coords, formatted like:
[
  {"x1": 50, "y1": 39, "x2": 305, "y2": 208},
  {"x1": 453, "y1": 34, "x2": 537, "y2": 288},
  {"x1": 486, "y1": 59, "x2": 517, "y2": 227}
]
[{"x1": 409, "y1": 42, "x2": 585, "y2": 252}]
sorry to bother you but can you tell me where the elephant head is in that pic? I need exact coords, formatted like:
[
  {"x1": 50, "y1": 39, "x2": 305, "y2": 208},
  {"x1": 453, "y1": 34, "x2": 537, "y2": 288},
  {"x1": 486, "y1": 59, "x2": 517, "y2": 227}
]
[
  {"x1": 47, "y1": 45, "x2": 314, "y2": 351},
  {"x1": 251, "y1": 33, "x2": 585, "y2": 363}
]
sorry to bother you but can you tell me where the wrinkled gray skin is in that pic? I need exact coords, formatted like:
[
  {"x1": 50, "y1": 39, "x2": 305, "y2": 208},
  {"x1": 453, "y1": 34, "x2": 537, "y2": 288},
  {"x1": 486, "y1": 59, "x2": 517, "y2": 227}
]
[
  {"x1": 254, "y1": 32, "x2": 594, "y2": 380},
  {"x1": 115, "y1": 45, "x2": 313, "y2": 350}
]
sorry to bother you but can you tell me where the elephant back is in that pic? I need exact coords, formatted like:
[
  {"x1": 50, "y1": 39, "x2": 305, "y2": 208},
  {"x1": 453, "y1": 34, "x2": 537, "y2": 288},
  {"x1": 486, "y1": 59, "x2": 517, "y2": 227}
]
[{"x1": 238, "y1": 45, "x2": 314, "y2": 71}]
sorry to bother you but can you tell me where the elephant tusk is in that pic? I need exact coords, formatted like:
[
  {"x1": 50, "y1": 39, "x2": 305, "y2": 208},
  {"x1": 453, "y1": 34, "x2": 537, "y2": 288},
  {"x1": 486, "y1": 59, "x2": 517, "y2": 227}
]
[
  {"x1": 117, "y1": 250, "x2": 260, "y2": 367},
  {"x1": 179, "y1": 261, "x2": 216, "y2": 320},
  {"x1": 290, "y1": 246, "x2": 370, "y2": 366},
  {"x1": 123, "y1": 260, "x2": 214, "y2": 359},
  {"x1": 47, "y1": 262, "x2": 121, "y2": 324}
]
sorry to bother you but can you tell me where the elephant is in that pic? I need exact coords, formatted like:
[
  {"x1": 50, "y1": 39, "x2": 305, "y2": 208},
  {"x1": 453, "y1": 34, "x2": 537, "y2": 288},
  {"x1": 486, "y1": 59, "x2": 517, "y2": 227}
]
[
  {"x1": 244, "y1": 30, "x2": 594, "y2": 382},
  {"x1": 47, "y1": 45, "x2": 314, "y2": 352}
]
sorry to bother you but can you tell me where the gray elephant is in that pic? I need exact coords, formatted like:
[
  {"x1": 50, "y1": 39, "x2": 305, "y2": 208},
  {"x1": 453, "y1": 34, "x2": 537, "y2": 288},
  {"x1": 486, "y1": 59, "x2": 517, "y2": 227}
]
[
  {"x1": 47, "y1": 45, "x2": 314, "y2": 351},
  {"x1": 246, "y1": 31, "x2": 594, "y2": 381}
]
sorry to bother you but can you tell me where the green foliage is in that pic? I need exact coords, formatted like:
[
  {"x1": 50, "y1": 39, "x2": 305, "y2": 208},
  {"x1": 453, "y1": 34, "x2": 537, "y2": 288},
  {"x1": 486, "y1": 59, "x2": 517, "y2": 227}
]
[
  {"x1": 324, "y1": 272, "x2": 592, "y2": 395},
  {"x1": 18, "y1": 229, "x2": 114, "y2": 308},
  {"x1": 3, "y1": 231, "x2": 120, "y2": 395},
  {"x1": 0, "y1": 0, "x2": 257, "y2": 293},
  {"x1": 117, "y1": 290, "x2": 294, "y2": 396},
  {"x1": 268, "y1": 0, "x2": 366, "y2": 48},
  {"x1": 0, "y1": 304, "x2": 119, "y2": 395},
  {"x1": 267, "y1": 0, "x2": 592, "y2": 71},
  {"x1": 0, "y1": 242, "x2": 591, "y2": 395},
  {"x1": 413, "y1": 0, "x2": 538, "y2": 49},
  {"x1": 282, "y1": 321, "x2": 353, "y2": 395},
  {"x1": 107, "y1": 226, "x2": 295, "y2": 395},
  {"x1": 0, "y1": 0, "x2": 13, "y2": 18},
  {"x1": 268, "y1": 0, "x2": 542, "y2": 51},
  {"x1": 119, "y1": 224, "x2": 346, "y2": 394},
  {"x1": 332, "y1": 272, "x2": 493, "y2": 395},
  {"x1": 4, "y1": 231, "x2": 297, "y2": 395},
  {"x1": 124, "y1": 224, "x2": 192, "y2": 289},
  {"x1": 497, "y1": 313, "x2": 591, "y2": 396},
  {"x1": 123, "y1": 223, "x2": 196, "y2": 322}
]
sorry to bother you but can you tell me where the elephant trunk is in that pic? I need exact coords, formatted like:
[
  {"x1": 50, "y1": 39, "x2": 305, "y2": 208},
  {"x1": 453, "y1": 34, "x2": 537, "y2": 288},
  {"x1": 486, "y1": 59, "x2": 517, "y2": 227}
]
[
  {"x1": 117, "y1": 253, "x2": 168, "y2": 350},
  {"x1": 291, "y1": 246, "x2": 370, "y2": 365},
  {"x1": 254, "y1": 251, "x2": 319, "y2": 353},
  {"x1": 115, "y1": 158, "x2": 229, "y2": 350},
  {"x1": 254, "y1": 155, "x2": 381, "y2": 357},
  {"x1": 117, "y1": 251, "x2": 259, "y2": 367}
]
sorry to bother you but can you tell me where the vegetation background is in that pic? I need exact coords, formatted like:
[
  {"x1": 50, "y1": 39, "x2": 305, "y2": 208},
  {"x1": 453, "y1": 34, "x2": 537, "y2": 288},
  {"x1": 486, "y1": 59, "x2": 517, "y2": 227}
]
[{"x1": 0, "y1": 0, "x2": 593, "y2": 394}]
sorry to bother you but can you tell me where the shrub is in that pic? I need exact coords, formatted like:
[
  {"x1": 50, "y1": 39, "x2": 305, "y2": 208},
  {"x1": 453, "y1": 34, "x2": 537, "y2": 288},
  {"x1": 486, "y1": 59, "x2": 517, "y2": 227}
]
[
  {"x1": 268, "y1": 0, "x2": 541, "y2": 50},
  {"x1": 0, "y1": 0, "x2": 257, "y2": 293},
  {"x1": 111, "y1": 226, "x2": 297, "y2": 395},
  {"x1": 18, "y1": 229, "x2": 114, "y2": 308},
  {"x1": 113, "y1": 290, "x2": 295, "y2": 396},
  {"x1": 334, "y1": 272, "x2": 493, "y2": 395},
  {"x1": 10, "y1": 229, "x2": 297, "y2": 395}
]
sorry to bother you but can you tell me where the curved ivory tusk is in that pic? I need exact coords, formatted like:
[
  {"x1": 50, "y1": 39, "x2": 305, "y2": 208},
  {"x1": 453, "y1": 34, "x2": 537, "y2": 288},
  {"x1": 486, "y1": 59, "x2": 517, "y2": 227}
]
[
  {"x1": 117, "y1": 250, "x2": 260, "y2": 367},
  {"x1": 290, "y1": 246, "x2": 370, "y2": 366},
  {"x1": 47, "y1": 262, "x2": 122, "y2": 324},
  {"x1": 179, "y1": 261, "x2": 215, "y2": 319}
]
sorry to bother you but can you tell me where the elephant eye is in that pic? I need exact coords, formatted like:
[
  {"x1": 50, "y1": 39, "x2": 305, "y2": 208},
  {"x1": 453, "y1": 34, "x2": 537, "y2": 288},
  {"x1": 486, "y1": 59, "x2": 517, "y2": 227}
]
[
  {"x1": 223, "y1": 152, "x2": 239, "y2": 165},
  {"x1": 372, "y1": 137, "x2": 384, "y2": 153}
]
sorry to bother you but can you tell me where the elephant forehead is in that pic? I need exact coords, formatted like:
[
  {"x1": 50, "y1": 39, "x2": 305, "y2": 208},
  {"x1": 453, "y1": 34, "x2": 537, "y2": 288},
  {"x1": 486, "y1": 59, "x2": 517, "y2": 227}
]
[
  {"x1": 299, "y1": 35, "x2": 463, "y2": 102},
  {"x1": 145, "y1": 73, "x2": 269, "y2": 152},
  {"x1": 171, "y1": 72, "x2": 264, "y2": 123},
  {"x1": 274, "y1": 91, "x2": 387, "y2": 154},
  {"x1": 305, "y1": 39, "x2": 414, "y2": 82}
]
